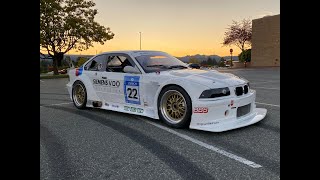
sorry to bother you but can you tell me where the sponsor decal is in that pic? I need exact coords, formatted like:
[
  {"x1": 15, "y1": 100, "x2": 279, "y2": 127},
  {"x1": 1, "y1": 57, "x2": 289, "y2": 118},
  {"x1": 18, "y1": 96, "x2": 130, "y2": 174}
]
[
  {"x1": 196, "y1": 122, "x2": 219, "y2": 126},
  {"x1": 124, "y1": 106, "x2": 130, "y2": 111},
  {"x1": 94, "y1": 86, "x2": 122, "y2": 93},
  {"x1": 111, "y1": 104, "x2": 119, "y2": 108},
  {"x1": 75, "y1": 67, "x2": 83, "y2": 76},
  {"x1": 93, "y1": 79, "x2": 120, "y2": 88},
  {"x1": 136, "y1": 108, "x2": 144, "y2": 113},
  {"x1": 124, "y1": 106, "x2": 144, "y2": 113},
  {"x1": 193, "y1": 107, "x2": 208, "y2": 113},
  {"x1": 105, "y1": 103, "x2": 109, "y2": 106},
  {"x1": 124, "y1": 76, "x2": 141, "y2": 105},
  {"x1": 131, "y1": 107, "x2": 137, "y2": 112}
]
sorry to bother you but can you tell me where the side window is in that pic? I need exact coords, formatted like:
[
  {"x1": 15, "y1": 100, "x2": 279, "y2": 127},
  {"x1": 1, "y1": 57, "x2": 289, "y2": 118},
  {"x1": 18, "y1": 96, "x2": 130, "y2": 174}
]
[
  {"x1": 106, "y1": 55, "x2": 135, "y2": 73},
  {"x1": 84, "y1": 55, "x2": 106, "y2": 71},
  {"x1": 107, "y1": 56, "x2": 122, "y2": 66}
]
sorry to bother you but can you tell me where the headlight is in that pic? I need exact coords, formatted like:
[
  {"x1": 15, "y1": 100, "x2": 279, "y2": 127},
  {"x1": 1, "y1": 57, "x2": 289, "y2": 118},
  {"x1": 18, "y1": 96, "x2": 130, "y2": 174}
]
[{"x1": 199, "y1": 87, "x2": 230, "y2": 98}]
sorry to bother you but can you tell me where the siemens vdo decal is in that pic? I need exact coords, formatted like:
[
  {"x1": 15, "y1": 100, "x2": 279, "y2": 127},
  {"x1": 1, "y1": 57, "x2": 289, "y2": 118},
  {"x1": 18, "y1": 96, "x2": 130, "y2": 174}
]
[
  {"x1": 124, "y1": 76, "x2": 140, "y2": 105},
  {"x1": 93, "y1": 79, "x2": 120, "y2": 87}
]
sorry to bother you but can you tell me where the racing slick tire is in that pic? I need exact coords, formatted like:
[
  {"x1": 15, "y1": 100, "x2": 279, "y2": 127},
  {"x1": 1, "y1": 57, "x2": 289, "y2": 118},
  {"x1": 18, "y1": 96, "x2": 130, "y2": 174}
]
[
  {"x1": 72, "y1": 81, "x2": 87, "y2": 109},
  {"x1": 158, "y1": 85, "x2": 192, "y2": 128}
]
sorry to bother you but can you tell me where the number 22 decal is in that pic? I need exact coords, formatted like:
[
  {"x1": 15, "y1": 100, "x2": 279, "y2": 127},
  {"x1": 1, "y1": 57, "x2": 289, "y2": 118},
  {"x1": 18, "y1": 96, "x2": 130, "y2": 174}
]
[
  {"x1": 124, "y1": 76, "x2": 141, "y2": 105},
  {"x1": 127, "y1": 88, "x2": 138, "y2": 99}
]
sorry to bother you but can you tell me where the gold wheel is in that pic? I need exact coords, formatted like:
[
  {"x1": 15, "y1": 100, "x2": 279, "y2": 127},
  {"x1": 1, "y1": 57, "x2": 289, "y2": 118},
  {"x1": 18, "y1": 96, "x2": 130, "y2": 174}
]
[
  {"x1": 160, "y1": 90, "x2": 187, "y2": 124},
  {"x1": 73, "y1": 83, "x2": 86, "y2": 107}
]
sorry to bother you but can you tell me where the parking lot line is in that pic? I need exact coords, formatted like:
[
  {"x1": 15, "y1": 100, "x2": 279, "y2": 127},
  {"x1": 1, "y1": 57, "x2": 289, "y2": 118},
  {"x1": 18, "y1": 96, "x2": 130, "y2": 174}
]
[
  {"x1": 256, "y1": 102, "x2": 280, "y2": 107},
  {"x1": 252, "y1": 87, "x2": 280, "y2": 90},
  {"x1": 40, "y1": 102, "x2": 72, "y2": 108},
  {"x1": 137, "y1": 117, "x2": 262, "y2": 168},
  {"x1": 40, "y1": 80, "x2": 44, "y2": 83}
]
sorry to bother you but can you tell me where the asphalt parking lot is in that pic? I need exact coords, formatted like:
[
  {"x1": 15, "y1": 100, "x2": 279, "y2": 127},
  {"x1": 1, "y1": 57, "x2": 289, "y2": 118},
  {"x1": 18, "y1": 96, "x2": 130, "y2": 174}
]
[{"x1": 40, "y1": 67, "x2": 280, "y2": 180}]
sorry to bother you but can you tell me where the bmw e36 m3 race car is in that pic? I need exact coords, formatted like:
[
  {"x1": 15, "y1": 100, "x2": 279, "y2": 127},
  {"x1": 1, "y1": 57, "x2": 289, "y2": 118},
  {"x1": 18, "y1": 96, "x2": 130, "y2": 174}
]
[{"x1": 67, "y1": 50, "x2": 267, "y2": 132}]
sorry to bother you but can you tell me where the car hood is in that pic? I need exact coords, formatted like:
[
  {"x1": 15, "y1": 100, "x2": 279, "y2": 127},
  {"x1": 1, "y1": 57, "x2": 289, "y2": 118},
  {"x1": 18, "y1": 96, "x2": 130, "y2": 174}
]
[{"x1": 160, "y1": 69, "x2": 247, "y2": 88}]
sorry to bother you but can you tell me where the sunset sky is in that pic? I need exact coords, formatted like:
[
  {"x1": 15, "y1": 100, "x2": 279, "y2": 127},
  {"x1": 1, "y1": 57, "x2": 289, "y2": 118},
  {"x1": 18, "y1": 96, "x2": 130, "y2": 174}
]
[{"x1": 68, "y1": 0, "x2": 280, "y2": 57}]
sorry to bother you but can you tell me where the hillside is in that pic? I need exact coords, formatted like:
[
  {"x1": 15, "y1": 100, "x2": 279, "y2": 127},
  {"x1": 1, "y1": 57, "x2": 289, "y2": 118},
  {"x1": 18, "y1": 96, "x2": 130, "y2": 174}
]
[
  {"x1": 40, "y1": 54, "x2": 239, "y2": 63},
  {"x1": 176, "y1": 54, "x2": 238, "y2": 63}
]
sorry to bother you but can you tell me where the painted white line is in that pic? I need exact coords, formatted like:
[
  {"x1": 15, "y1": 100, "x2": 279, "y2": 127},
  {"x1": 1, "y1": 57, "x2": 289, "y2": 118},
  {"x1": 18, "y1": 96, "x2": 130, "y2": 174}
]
[
  {"x1": 137, "y1": 117, "x2": 262, "y2": 168},
  {"x1": 251, "y1": 80, "x2": 279, "y2": 85},
  {"x1": 40, "y1": 102, "x2": 72, "y2": 108},
  {"x1": 40, "y1": 80, "x2": 44, "y2": 83},
  {"x1": 256, "y1": 102, "x2": 280, "y2": 107},
  {"x1": 252, "y1": 87, "x2": 280, "y2": 90}
]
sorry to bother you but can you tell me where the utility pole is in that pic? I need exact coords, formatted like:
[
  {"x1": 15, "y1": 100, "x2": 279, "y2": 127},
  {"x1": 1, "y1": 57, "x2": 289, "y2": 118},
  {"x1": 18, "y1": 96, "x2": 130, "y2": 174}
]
[{"x1": 139, "y1": 32, "x2": 142, "y2": 50}]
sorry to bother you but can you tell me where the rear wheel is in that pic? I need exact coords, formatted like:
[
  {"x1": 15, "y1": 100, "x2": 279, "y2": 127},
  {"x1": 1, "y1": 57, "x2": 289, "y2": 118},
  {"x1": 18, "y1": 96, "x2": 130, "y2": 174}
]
[
  {"x1": 72, "y1": 81, "x2": 87, "y2": 109},
  {"x1": 158, "y1": 86, "x2": 192, "y2": 128}
]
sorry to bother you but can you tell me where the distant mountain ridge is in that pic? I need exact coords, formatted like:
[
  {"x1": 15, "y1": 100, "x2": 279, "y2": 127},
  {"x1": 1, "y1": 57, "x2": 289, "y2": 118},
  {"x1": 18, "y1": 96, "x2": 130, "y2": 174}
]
[
  {"x1": 40, "y1": 54, "x2": 239, "y2": 63},
  {"x1": 176, "y1": 54, "x2": 238, "y2": 63}
]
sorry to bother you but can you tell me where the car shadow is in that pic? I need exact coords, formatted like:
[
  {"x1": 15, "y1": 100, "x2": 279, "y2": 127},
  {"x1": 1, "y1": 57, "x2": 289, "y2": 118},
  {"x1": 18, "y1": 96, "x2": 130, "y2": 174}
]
[{"x1": 46, "y1": 105, "x2": 215, "y2": 180}]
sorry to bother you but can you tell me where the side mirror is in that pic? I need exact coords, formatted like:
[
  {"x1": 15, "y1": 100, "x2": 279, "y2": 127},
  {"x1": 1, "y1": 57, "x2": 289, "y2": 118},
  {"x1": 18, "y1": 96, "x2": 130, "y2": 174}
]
[{"x1": 123, "y1": 66, "x2": 141, "y2": 74}]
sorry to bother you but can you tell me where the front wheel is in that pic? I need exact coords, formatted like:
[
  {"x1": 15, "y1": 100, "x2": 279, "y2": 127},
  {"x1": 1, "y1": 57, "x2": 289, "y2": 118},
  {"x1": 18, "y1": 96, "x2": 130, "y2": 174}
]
[
  {"x1": 158, "y1": 86, "x2": 192, "y2": 128},
  {"x1": 72, "y1": 81, "x2": 87, "y2": 109}
]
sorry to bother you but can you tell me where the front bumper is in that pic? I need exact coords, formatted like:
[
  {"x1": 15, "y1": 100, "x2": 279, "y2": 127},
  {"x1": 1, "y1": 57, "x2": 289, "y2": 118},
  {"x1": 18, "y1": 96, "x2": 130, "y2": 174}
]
[{"x1": 189, "y1": 90, "x2": 267, "y2": 132}]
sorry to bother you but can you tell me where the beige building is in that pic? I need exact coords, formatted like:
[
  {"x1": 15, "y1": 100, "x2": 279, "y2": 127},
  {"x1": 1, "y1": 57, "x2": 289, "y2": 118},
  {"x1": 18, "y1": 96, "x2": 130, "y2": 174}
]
[{"x1": 251, "y1": 14, "x2": 280, "y2": 67}]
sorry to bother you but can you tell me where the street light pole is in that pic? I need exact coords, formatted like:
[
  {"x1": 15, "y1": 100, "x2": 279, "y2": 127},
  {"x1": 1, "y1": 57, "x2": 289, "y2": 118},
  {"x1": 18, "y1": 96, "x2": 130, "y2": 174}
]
[
  {"x1": 139, "y1": 32, "x2": 142, "y2": 50},
  {"x1": 230, "y1": 48, "x2": 233, "y2": 67}
]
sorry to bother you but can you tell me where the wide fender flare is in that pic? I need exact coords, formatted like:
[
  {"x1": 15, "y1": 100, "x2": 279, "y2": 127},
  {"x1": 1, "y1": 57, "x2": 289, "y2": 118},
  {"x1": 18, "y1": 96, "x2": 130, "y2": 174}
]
[
  {"x1": 152, "y1": 78, "x2": 208, "y2": 119},
  {"x1": 72, "y1": 75, "x2": 100, "y2": 101}
]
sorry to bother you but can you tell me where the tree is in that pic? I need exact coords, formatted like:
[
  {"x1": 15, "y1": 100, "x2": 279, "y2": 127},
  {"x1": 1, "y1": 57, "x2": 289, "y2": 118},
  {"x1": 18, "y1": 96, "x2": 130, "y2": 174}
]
[
  {"x1": 238, "y1": 49, "x2": 251, "y2": 68},
  {"x1": 238, "y1": 49, "x2": 251, "y2": 63},
  {"x1": 207, "y1": 57, "x2": 213, "y2": 66},
  {"x1": 40, "y1": 0, "x2": 114, "y2": 75},
  {"x1": 200, "y1": 59, "x2": 207, "y2": 66},
  {"x1": 219, "y1": 57, "x2": 226, "y2": 67},
  {"x1": 223, "y1": 18, "x2": 252, "y2": 52},
  {"x1": 189, "y1": 57, "x2": 200, "y2": 64},
  {"x1": 212, "y1": 58, "x2": 218, "y2": 66},
  {"x1": 77, "y1": 57, "x2": 89, "y2": 67}
]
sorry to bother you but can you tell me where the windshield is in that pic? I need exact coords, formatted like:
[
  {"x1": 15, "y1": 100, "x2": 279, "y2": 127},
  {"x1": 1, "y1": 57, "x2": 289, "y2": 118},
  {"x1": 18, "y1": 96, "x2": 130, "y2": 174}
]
[{"x1": 134, "y1": 52, "x2": 188, "y2": 73}]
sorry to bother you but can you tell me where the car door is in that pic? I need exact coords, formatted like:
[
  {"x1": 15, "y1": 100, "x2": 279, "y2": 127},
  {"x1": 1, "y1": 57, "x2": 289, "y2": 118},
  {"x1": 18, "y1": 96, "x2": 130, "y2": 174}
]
[
  {"x1": 83, "y1": 54, "x2": 108, "y2": 101},
  {"x1": 100, "y1": 53, "x2": 143, "y2": 107}
]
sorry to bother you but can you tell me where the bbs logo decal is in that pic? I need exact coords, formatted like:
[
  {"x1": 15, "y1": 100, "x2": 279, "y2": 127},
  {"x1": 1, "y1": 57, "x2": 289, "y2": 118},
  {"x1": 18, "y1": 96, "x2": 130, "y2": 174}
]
[
  {"x1": 193, "y1": 107, "x2": 208, "y2": 113},
  {"x1": 124, "y1": 76, "x2": 140, "y2": 105},
  {"x1": 93, "y1": 79, "x2": 120, "y2": 87}
]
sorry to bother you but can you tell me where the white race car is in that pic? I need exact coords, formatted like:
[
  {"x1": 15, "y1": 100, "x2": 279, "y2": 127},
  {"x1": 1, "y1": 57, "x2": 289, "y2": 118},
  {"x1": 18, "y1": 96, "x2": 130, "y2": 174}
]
[{"x1": 67, "y1": 51, "x2": 267, "y2": 132}]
